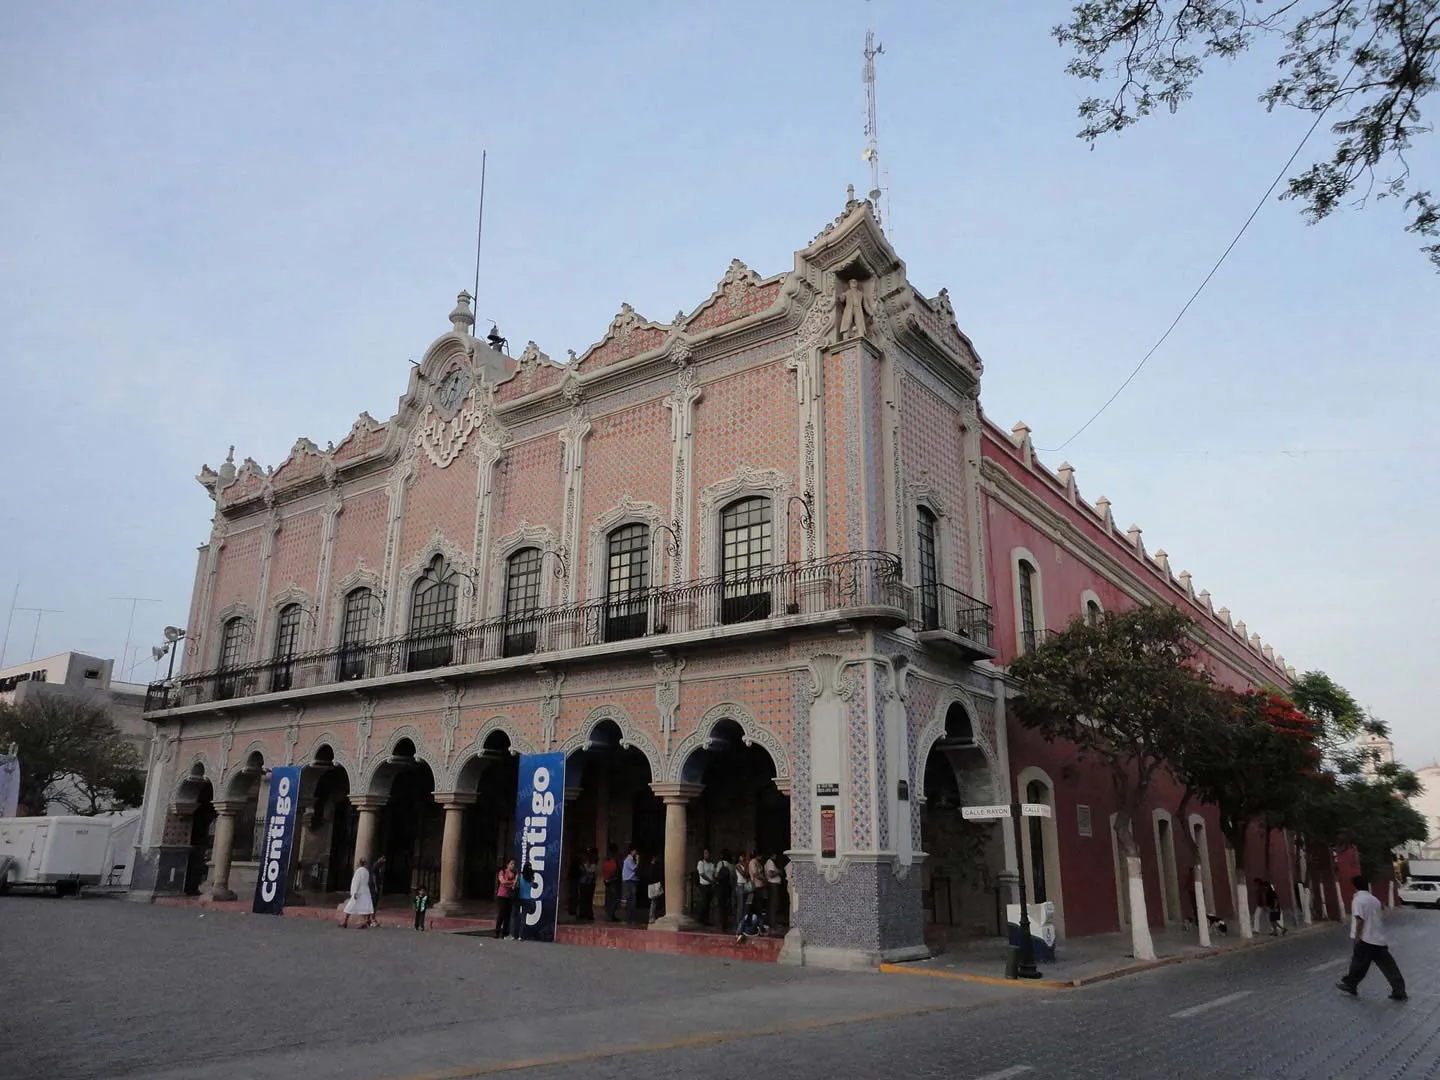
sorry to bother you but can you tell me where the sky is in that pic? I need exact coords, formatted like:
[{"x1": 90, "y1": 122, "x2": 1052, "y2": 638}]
[{"x1": 1, "y1": 3, "x2": 1436, "y2": 760}]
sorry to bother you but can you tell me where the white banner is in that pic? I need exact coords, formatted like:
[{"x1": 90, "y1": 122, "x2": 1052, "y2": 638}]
[{"x1": 0, "y1": 754, "x2": 19, "y2": 818}]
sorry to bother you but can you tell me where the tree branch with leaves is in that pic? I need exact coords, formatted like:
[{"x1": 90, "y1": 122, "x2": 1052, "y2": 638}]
[{"x1": 1057, "y1": 0, "x2": 1440, "y2": 268}]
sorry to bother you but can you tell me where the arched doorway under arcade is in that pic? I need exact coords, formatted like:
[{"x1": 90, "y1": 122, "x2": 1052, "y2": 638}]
[
  {"x1": 207, "y1": 751, "x2": 266, "y2": 901},
  {"x1": 563, "y1": 718, "x2": 663, "y2": 923},
  {"x1": 673, "y1": 716, "x2": 790, "y2": 932},
  {"x1": 365, "y1": 738, "x2": 441, "y2": 902},
  {"x1": 919, "y1": 703, "x2": 1006, "y2": 940},
  {"x1": 440, "y1": 730, "x2": 521, "y2": 914},
  {"x1": 171, "y1": 763, "x2": 215, "y2": 896},
  {"x1": 292, "y1": 743, "x2": 356, "y2": 899}
]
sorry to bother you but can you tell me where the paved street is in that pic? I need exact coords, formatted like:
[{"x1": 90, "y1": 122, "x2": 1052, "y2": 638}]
[{"x1": 3, "y1": 896, "x2": 1439, "y2": 1080}]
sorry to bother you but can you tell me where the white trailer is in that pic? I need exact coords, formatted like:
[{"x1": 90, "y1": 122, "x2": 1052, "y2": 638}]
[{"x1": 0, "y1": 816, "x2": 115, "y2": 895}]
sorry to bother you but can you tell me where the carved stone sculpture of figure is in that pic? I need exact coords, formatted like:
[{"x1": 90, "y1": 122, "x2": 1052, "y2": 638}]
[{"x1": 835, "y1": 277, "x2": 872, "y2": 341}]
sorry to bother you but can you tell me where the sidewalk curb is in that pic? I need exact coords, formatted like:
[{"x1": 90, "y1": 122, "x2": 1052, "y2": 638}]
[{"x1": 881, "y1": 921, "x2": 1331, "y2": 990}]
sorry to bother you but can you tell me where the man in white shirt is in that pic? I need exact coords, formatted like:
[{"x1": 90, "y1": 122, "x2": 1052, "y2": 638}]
[
  {"x1": 1337, "y1": 874, "x2": 1406, "y2": 1001},
  {"x1": 695, "y1": 848, "x2": 716, "y2": 927},
  {"x1": 764, "y1": 854, "x2": 785, "y2": 934}
]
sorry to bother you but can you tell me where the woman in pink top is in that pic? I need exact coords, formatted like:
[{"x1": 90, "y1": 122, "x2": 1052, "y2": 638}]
[{"x1": 494, "y1": 859, "x2": 518, "y2": 939}]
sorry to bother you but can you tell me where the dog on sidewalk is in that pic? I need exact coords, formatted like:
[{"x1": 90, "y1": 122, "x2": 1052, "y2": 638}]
[{"x1": 1182, "y1": 913, "x2": 1228, "y2": 936}]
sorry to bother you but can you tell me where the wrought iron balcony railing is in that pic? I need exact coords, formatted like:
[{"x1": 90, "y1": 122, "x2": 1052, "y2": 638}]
[
  {"x1": 916, "y1": 582, "x2": 995, "y2": 650},
  {"x1": 146, "y1": 551, "x2": 983, "y2": 712}
]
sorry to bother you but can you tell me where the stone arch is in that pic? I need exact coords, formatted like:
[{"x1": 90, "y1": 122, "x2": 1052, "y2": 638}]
[
  {"x1": 300, "y1": 731, "x2": 354, "y2": 774},
  {"x1": 221, "y1": 743, "x2": 270, "y2": 799},
  {"x1": 443, "y1": 716, "x2": 537, "y2": 790},
  {"x1": 668, "y1": 701, "x2": 791, "y2": 785},
  {"x1": 174, "y1": 753, "x2": 215, "y2": 800},
  {"x1": 558, "y1": 704, "x2": 662, "y2": 782},
  {"x1": 915, "y1": 687, "x2": 997, "y2": 777},
  {"x1": 359, "y1": 724, "x2": 439, "y2": 796}
]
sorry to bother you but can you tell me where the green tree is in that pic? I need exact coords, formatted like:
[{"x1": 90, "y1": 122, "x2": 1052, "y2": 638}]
[
  {"x1": 0, "y1": 696, "x2": 144, "y2": 816},
  {"x1": 1055, "y1": 1, "x2": 1440, "y2": 268},
  {"x1": 1176, "y1": 688, "x2": 1320, "y2": 935},
  {"x1": 1008, "y1": 604, "x2": 1218, "y2": 959}
]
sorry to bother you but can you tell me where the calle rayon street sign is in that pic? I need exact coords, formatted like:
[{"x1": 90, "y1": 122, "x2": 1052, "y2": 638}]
[{"x1": 961, "y1": 803, "x2": 1053, "y2": 820}]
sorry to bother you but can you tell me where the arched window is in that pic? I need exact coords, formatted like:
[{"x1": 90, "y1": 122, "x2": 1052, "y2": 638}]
[
  {"x1": 270, "y1": 604, "x2": 302, "y2": 692},
  {"x1": 1018, "y1": 559, "x2": 1038, "y2": 653},
  {"x1": 216, "y1": 617, "x2": 247, "y2": 700},
  {"x1": 1085, "y1": 598, "x2": 1103, "y2": 626},
  {"x1": 916, "y1": 507, "x2": 939, "y2": 630},
  {"x1": 605, "y1": 524, "x2": 650, "y2": 642},
  {"x1": 337, "y1": 588, "x2": 373, "y2": 681},
  {"x1": 407, "y1": 556, "x2": 457, "y2": 671},
  {"x1": 719, "y1": 496, "x2": 772, "y2": 624},
  {"x1": 503, "y1": 547, "x2": 544, "y2": 657},
  {"x1": 1026, "y1": 779, "x2": 1049, "y2": 904}
]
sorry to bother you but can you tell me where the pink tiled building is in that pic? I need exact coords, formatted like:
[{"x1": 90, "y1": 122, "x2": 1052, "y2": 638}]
[{"x1": 133, "y1": 196, "x2": 1298, "y2": 965}]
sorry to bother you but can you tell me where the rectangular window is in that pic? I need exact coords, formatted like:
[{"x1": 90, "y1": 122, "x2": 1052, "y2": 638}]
[
  {"x1": 605, "y1": 525, "x2": 650, "y2": 642},
  {"x1": 216, "y1": 619, "x2": 247, "y2": 700},
  {"x1": 337, "y1": 589, "x2": 372, "y2": 680},
  {"x1": 503, "y1": 549, "x2": 544, "y2": 657},
  {"x1": 917, "y1": 508, "x2": 939, "y2": 630},
  {"x1": 271, "y1": 605, "x2": 302, "y2": 692},
  {"x1": 720, "y1": 497, "x2": 773, "y2": 624},
  {"x1": 1018, "y1": 561, "x2": 1038, "y2": 653}
]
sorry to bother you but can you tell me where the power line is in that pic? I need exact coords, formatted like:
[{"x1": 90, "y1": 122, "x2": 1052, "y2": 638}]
[{"x1": 1041, "y1": 94, "x2": 1347, "y2": 454}]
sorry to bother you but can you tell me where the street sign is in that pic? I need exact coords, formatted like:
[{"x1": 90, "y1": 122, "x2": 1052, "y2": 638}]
[
  {"x1": 1021, "y1": 803, "x2": 1053, "y2": 819},
  {"x1": 961, "y1": 805, "x2": 1012, "y2": 821}
]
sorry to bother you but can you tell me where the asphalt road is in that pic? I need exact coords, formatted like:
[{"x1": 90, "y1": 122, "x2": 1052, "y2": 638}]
[{"x1": 3, "y1": 895, "x2": 1436, "y2": 1080}]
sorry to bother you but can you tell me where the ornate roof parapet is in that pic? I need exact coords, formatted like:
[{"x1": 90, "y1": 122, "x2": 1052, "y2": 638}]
[
  {"x1": 1234, "y1": 619, "x2": 1248, "y2": 639},
  {"x1": 1262, "y1": 644, "x2": 1275, "y2": 662},
  {"x1": 1093, "y1": 495, "x2": 1113, "y2": 529},
  {"x1": 1154, "y1": 548, "x2": 1170, "y2": 574},
  {"x1": 1125, "y1": 524, "x2": 1144, "y2": 553},
  {"x1": 1010, "y1": 422, "x2": 1033, "y2": 466},
  {"x1": 1177, "y1": 570, "x2": 1193, "y2": 597},
  {"x1": 449, "y1": 291, "x2": 476, "y2": 336},
  {"x1": 1285, "y1": 664, "x2": 1298, "y2": 679},
  {"x1": 1217, "y1": 606, "x2": 1232, "y2": 628},
  {"x1": 1249, "y1": 632, "x2": 1263, "y2": 651},
  {"x1": 1197, "y1": 589, "x2": 1213, "y2": 613},
  {"x1": 1055, "y1": 461, "x2": 1077, "y2": 503}
]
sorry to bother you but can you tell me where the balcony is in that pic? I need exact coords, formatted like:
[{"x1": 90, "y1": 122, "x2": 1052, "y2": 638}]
[
  {"x1": 145, "y1": 551, "x2": 933, "y2": 714},
  {"x1": 915, "y1": 582, "x2": 996, "y2": 661}
]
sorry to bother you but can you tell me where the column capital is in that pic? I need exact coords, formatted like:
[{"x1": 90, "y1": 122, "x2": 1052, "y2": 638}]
[
  {"x1": 435, "y1": 792, "x2": 478, "y2": 809},
  {"x1": 649, "y1": 782, "x2": 704, "y2": 804},
  {"x1": 350, "y1": 795, "x2": 388, "y2": 811},
  {"x1": 212, "y1": 800, "x2": 248, "y2": 815}
]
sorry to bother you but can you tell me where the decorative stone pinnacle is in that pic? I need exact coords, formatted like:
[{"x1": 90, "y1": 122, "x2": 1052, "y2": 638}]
[
  {"x1": 1126, "y1": 525, "x2": 1143, "y2": 548},
  {"x1": 449, "y1": 291, "x2": 476, "y2": 334}
]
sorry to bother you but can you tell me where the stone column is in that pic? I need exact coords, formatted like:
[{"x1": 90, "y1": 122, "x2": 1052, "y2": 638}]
[
  {"x1": 209, "y1": 801, "x2": 244, "y2": 901},
  {"x1": 350, "y1": 796, "x2": 387, "y2": 871},
  {"x1": 649, "y1": 783, "x2": 703, "y2": 932},
  {"x1": 433, "y1": 793, "x2": 476, "y2": 916}
]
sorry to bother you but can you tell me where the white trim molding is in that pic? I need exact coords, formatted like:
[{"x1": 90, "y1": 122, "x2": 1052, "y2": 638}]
[{"x1": 585, "y1": 495, "x2": 668, "y2": 603}]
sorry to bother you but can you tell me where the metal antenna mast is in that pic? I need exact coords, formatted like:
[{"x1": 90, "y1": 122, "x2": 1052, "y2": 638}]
[
  {"x1": 472, "y1": 150, "x2": 488, "y2": 324},
  {"x1": 110, "y1": 596, "x2": 162, "y2": 681},
  {"x1": 14, "y1": 607, "x2": 62, "y2": 662},
  {"x1": 862, "y1": 29, "x2": 885, "y2": 228}
]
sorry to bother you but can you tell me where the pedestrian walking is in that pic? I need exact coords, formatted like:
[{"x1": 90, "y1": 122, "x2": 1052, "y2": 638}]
[
  {"x1": 601, "y1": 844, "x2": 621, "y2": 922},
  {"x1": 493, "y1": 859, "x2": 518, "y2": 939},
  {"x1": 695, "y1": 848, "x2": 716, "y2": 926},
  {"x1": 1263, "y1": 879, "x2": 1286, "y2": 936},
  {"x1": 341, "y1": 858, "x2": 374, "y2": 929},
  {"x1": 515, "y1": 859, "x2": 537, "y2": 939},
  {"x1": 1336, "y1": 874, "x2": 1406, "y2": 1001},
  {"x1": 622, "y1": 845, "x2": 640, "y2": 925},
  {"x1": 412, "y1": 887, "x2": 429, "y2": 931}
]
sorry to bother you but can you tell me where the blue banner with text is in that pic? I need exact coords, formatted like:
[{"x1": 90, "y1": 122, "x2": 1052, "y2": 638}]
[
  {"x1": 512, "y1": 752, "x2": 566, "y2": 941},
  {"x1": 252, "y1": 765, "x2": 302, "y2": 915}
]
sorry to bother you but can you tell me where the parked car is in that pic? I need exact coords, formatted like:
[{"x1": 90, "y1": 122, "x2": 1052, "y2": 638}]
[{"x1": 1398, "y1": 880, "x2": 1440, "y2": 907}]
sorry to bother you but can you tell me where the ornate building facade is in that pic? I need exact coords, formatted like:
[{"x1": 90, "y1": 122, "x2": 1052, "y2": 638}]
[{"x1": 132, "y1": 195, "x2": 1300, "y2": 964}]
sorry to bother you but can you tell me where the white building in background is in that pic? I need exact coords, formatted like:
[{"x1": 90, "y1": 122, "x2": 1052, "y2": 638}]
[
  {"x1": 0, "y1": 652, "x2": 150, "y2": 814},
  {"x1": 1408, "y1": 763, "x2": 1440, "y2": 861}
]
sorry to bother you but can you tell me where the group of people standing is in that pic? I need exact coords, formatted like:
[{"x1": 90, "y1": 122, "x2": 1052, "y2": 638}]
[{"x1": 693, "y1": 848, "x2": 786, "y2": 940}]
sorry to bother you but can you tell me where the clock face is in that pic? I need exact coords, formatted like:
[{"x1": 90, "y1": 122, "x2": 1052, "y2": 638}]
[{"x1": 435, "y1": 369, "x2": 470, "y2": 416}]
